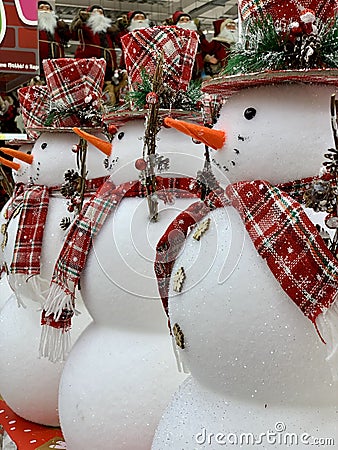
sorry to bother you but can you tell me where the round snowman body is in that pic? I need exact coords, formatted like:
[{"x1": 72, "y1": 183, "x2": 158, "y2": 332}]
[
  {"x1": 58, "y1": 120, "x2": 211, "y2": 449},
  {"x1": 0, "y1": 130, "x2": 113, "y2": 425},
  {"x1": 152, "y1": 84, "x2": 338, "y2": 448}
]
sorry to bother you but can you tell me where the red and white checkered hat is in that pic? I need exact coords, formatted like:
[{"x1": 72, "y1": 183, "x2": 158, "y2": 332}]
[
  {"x1": 103, "y1": 26, "x2": 202, "y2": 125},
  {"x1": 18, "y1": 58, "x2": 106, "y2": 137},
  {"x1": 203, "y1": 0, "x2": 338, "y2": 96},
  {"x1": 121, "y1": 26, "x2": 198, "y2": 93}
]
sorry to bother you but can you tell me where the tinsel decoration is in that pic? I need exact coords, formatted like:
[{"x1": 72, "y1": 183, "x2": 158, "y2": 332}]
[
  {"x1": 224, "y1": 14, "x2": 338, "y2": 75},
  {"x1": 304, "y1": 94, "x2": 338, "y2": 256},
  {"x1": 59, "y1": 139, "x2": 87, "y2": 229},
  {"x1": 125, "y1": 69, "x2": 202, "y2": 111}
]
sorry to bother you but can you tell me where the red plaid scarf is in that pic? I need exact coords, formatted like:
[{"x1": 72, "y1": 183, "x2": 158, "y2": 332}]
[
  {"x1": 155, "y1": 187, "x2": 228, "y2": 321},
  {"x1": 41, "y1": 176, "x2": 201, "y2": 361},
  {"x1": 6, "y1": 183, "x2": 49, "y2": 276},
  {"x1": 155, "y1": 178, "x2": 338, "y2": 343},
  {"x1": 4, "y1": 177, "x2": 108, "y2": 282}
]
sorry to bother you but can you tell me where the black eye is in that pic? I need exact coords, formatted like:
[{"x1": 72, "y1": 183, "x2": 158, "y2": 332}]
[
  {"x1": 118, "y1": 132, "x2": 124, "y2": 140},
  {"x1": 27, "y1": 150, "x2": 32, "y2": 155},
  {"x1": 244, "y1": 108, "x2": 256, "y2": 120},
  {"x1": 41, "y1": 142, "x2": 47, "y2": 149}
]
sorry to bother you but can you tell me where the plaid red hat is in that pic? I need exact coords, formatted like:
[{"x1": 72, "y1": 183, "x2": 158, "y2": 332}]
[
  {"x1": 172, "y1": 11, "x2": 191, "y2": 24},
  {"x1": 18, "y1": 58, "x2": 106, "y2": 136},
  {"x1": 43, "y1": 58, "x2": 106, "y2": 127},
  {"x1": 127, "y1": 10, "x2": 147, "y2": 22},
  {"x1": 203, "y1": 0, "x2": 338, "y2": 96},
  {"x1": 87, "y1": 4, "x2": 104, "y2": 13},
  {"x1": 18, "y1": 85, "x2": 50, "y2": 140},
  {"x1": 105, "y1": 26, "x2": 202, "y2": 126},
  {"x1": 121, "y1": 26, "x2": 198, "y2": 92}
]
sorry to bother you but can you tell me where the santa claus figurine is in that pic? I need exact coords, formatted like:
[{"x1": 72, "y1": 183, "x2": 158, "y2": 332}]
[
  {"x1": 71, "y1": 5, "x2": 118, "y2": 80},
  {"x1": 127, "y1": 10, "x2": 151, "y2": 31},
  {"x1": 204, "y1": 18, "x2": 239, "y2": 76},
  {"x1": 38, "y1": 1, "x2": 70, "y2": 74}
]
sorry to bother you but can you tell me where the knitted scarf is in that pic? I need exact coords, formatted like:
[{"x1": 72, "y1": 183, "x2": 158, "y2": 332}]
[
  {"x1": 155, "y1": 178, "x2": 338, "y2": 373},
  {"x1": 40, "y1": 176, "x2": 201, "y2": 361}
]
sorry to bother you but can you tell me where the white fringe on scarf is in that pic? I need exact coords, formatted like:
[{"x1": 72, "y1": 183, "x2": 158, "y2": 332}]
[
  {"x1": 316, "y1": 297, "x2": 338, "y2": 382},
  {"x1": 40, "y1": 282, "x2": 77, "y2": 362},
  {"x1": 39, "y1": 325, "x2": 71, "y2": 363},
  {"x1": 8, "y1": 273, "x2": 50, "y2": 307},
  {"x1": 43, "y1": 282, "x2": 75, "y2": 321},
  {"x1": 171, "y1": 336, "x2": 190, "y2": 374}
]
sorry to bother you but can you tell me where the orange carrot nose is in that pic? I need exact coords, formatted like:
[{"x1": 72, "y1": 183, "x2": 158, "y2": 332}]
[
  {"x1": 0, "y1": 156, "x2": 21, "y2": 171},
  {"x1": 164, "y1": 117, "x2": 226, "y2": 150},
  {"x1": 0, "y1": 147, "x2": 33, "y2": 164},
  {"x1": 72, "y1": 128, "x2": 112, "y2": 157}
]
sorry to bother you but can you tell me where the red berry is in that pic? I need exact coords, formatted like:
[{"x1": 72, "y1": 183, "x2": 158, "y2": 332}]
[
  {"x1": 135, "y1": 158, "x2": 147, "y2": 171},
  {"x1": 146, "y1": 92, "x2": 158, "y2": 105},
  {"x1": 108, "y1": 124, "x2": 118, "y2": 135}
]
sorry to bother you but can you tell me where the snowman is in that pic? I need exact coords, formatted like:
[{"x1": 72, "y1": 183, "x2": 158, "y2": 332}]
[
  {"x1": 152, "y1": 2, "x2": 338, "y2": 449},
  {"x1": 0, "y1": 58, "x2": 116, "y2": 426},
  {"x1": 42, "y1": 27, "x2": 225, "y2": 449}
]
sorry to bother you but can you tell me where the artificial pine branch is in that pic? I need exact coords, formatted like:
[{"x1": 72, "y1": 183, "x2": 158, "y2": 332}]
[
  {"x1": 224, "y1": 15, "x2": 285, "y2": 75},
  {"x1": 224, "y1": 13, "x2": 338, "y2": 75},
  {"x1": 321, "y1": 16, "x2": 338, "y2": 67},
  {"x1": 125, "y1": 69, "x2": 152, "y2": 108},
  {"x1": 125, "y1": 70, "x2": 201, "y2": 110}
]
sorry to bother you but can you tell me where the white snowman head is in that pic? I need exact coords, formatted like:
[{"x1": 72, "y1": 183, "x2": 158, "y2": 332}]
[
  {"x1": 211, "y1": 83, "x2": 336, "y2": 185},
  {"x1": 1, "y1": 132, "x2": 114, "y2": 188},
  {"x1": 26, "y1": 130, "x2": 113, "y2": 187},
  {"x1": 0, "y1": 142, "x2": 34, "y2": 185},
  {"x1": 75, "y1": 116, "x2": 227, "y2": 187}
]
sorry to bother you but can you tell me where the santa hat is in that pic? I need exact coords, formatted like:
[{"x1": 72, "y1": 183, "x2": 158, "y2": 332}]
[
  {"x1": 203, "y1": 0, "x2": 338, "y2": 96},
  {"x1": 213, "y1": 18, "x2": 237, "y2": 38},
  {"x1": 18, "y1": 58, "x2": 107, "y2": 138},
  {"x1": 127, "y1": 10, "x2": 147, "y2": 22},
  {"x1": 38, "y1": 1, "x2": 53, "y2": 10},
  {"x1": 213, "y1": 18, "x2": 224, "y2": 37},
  {"x1": 172, "y1": 11, "x2": 191, "y2": 25},
  {"x1": 87, "y1": 4, "x2": 104, "y2": 14}
]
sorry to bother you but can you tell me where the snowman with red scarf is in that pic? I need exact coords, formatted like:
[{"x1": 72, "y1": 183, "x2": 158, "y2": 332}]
[
  {"x1": 0, "y1": 58, "x2": 116, "y2": 426},
  {"x1": 152, "y1": 1, "x2": 338, "y2": 448},
  {"x1": 42, "y1": 27, "x2": 226, "y2": 449}
]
